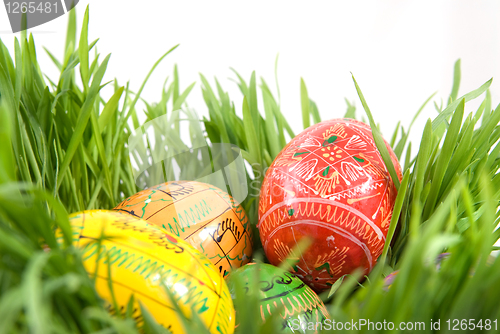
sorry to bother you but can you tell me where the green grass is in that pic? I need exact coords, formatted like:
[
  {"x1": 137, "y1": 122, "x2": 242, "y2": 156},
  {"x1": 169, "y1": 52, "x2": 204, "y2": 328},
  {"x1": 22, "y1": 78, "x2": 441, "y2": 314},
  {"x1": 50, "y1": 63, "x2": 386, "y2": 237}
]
[{"x1": 1, "y1": 6, "x2": 500, "y2": 333}]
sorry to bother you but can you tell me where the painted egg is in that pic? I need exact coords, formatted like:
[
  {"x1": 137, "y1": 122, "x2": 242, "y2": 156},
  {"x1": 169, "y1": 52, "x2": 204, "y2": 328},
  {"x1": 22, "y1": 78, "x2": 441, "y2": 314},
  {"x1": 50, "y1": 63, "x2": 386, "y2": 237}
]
[
  {"x1": 114, "y1": 181, "x2": 253, "y2": 278},
  {"x1": 57, "y1": 210, "x2": 235, "y2": 334},
  {"x1": 258, "y1": 118, "x2": 401, "y2": 292},
  {"x1": 227, "y1": 263, "x2": 329, "y2": 334}
]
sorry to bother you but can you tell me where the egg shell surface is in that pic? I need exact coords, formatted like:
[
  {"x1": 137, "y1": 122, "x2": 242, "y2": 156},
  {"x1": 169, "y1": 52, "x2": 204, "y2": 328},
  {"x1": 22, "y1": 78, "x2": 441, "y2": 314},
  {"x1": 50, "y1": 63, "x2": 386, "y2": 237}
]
[
  {"x1": 58, "y1": 210, "x2": 235, "y2": 334},
  {"x1": 228, "y1": 263, "x2": 329, "y2": 334},
  {"x1": 114, "y1": 181, "x2": 253, "y2": 278},
  {"x1": 258, "y1": 118, "x2": 401, "y2": 292}
]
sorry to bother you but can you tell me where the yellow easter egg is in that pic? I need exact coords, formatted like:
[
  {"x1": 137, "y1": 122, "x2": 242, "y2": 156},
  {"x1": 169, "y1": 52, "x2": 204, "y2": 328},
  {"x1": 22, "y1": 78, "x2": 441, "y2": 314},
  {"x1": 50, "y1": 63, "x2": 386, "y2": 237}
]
[
  {"x1": 59, "y1": 210, "x2": 235, "y2": 334},
  {"x1": 114, "y1": 181, "x2": 253, "y2": 278}
]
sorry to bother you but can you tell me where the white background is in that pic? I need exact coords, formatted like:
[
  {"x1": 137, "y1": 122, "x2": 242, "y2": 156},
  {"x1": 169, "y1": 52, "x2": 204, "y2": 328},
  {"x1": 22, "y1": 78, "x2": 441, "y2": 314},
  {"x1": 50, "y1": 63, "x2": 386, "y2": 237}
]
[{"x1": 1, "y1": 0, "x2": 499, "y2": 149}]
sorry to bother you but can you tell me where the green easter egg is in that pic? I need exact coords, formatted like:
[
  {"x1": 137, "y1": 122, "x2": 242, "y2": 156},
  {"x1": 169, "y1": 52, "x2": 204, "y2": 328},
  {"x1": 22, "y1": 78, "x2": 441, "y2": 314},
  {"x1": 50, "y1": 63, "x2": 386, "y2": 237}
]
[{"x1": 228, "y1": 263, "x2": 329, "y2": 333}]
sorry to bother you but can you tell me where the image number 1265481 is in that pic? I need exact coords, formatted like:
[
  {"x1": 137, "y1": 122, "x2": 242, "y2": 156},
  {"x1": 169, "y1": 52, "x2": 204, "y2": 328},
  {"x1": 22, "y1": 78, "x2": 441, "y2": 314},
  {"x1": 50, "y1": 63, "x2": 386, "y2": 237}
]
[{"x1": 3, "y1": 0, "x2": 79, "y2": 32}]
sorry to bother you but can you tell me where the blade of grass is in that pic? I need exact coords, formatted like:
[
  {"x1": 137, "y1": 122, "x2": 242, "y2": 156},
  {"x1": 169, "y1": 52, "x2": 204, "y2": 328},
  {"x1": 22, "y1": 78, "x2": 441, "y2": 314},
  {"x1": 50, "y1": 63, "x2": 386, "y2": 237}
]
[
  {"x1": 351, "y1": 74, "x2": 401, "y2": 190},
  {"x1": 242, "y1": 96, "x2": 262, "y2": 168},
  {"x1": 78, "y1": 6, "x2": 90, "y2": 92},
  {"x1": 449, "y1": 59, "x2": 461, "y2": 103},
  {"x1": 56, "y1": 54, "x2": 111, "y2": 191},
  {"x1": 432, "y1": 78, "x2": 491, "y2": 131},
  {"x1": 423, "y1": 99, "x2": 465, "y2": 219},
  {"x1": 300, "y1": 77, "x2": 310, "y2": 129},
  {"x1": 380, "y1": 170, "x2": 410, "y2": 265}
]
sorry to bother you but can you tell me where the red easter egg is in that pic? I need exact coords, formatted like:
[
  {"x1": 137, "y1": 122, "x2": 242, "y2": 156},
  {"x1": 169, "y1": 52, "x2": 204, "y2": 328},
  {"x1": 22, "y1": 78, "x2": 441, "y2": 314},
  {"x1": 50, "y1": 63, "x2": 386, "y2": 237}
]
[{"x1": 258, "y1": 118, "x2": 402, "y2": 292}]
